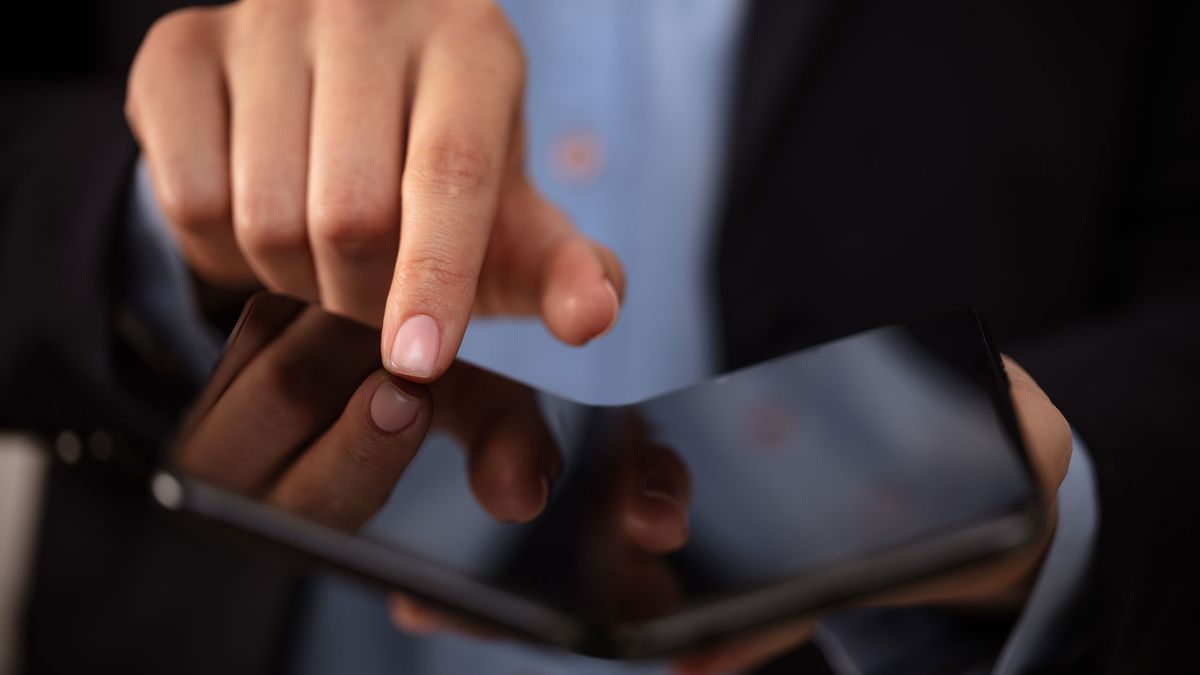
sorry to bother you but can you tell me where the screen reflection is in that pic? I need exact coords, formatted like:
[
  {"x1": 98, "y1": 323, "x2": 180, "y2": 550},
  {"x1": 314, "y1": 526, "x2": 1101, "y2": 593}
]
[{"x1": 170, "y1": 294, "x2": 1033, "y2": 629}]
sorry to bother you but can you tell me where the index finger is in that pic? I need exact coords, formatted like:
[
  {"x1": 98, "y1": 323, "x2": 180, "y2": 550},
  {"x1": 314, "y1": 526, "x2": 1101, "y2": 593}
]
[{"x1": 382, "y1": 18, "x2": 524, "y2": 381}]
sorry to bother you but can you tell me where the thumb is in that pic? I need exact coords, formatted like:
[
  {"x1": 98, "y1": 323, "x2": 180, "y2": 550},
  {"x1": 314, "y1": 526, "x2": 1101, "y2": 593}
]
[{"x1": 1001, "y1": 355, "x2": 1072, "y2": 497}]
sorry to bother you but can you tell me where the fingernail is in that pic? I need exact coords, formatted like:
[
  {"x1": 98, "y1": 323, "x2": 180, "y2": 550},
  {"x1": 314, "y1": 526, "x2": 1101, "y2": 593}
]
[
  {"x1": 597, "y1": 279, "x2": 621, "y2": 338},
  {"x1": 370, "y1": 379, "x2": 420, "y2": 433},
  {"x1": 388, "y1": 314, "x2": 439, "y2": 378}
]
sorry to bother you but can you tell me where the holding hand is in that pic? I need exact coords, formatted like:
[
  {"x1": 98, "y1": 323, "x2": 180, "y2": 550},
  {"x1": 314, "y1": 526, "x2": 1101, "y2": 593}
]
[{"x1": 175, "y1": 295, "x2": 563, "y2": 530}]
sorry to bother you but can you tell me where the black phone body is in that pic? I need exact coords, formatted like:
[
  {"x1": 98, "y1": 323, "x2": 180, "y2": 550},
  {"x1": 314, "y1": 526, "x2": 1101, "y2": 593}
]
[{"x1": 153, "y1": 294, "x2": 1042, "y2": 659}]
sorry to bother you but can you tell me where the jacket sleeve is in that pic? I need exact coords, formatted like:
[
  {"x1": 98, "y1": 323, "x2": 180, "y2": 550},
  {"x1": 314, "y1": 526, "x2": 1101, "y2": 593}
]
[
  {"x1": 0, "y1": 0, "x2": 205, "y2": 462},
  {"x1": 1009, "y1": 3, "x2": 1200, "y2": 672},
  {"x1": 0, "y1": 80, "x2": 191, "y2": 460}
]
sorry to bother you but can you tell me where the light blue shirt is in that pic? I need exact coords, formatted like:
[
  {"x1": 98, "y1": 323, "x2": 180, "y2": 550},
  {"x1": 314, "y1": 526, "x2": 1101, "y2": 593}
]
[
  {"x1": 457, "y1": 0, "x2": 741, "y2": 404},
  {"x1": 126, "y1": 1, "x2": 1098, "y2": 673}
]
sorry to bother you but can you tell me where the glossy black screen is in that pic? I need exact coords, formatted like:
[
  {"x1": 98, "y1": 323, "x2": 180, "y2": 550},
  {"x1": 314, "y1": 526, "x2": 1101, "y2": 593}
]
[{"x1": 167, "y1": 294, "x2": 1035, "y2": 640}]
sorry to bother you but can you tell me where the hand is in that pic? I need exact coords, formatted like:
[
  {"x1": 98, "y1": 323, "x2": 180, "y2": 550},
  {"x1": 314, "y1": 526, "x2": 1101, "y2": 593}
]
[
  {"x1": 177, "y1": 303, "x2": 432, "y2": 530},
  {"x1": 126, "y1": 0, "x2": 625, "y2": 382},
  {"x1": 176, "y1": 300, "x2": 563, "y2": 529},
  {"x1": 390, "y1": 355, "x2": 1074, "y2": 675}
]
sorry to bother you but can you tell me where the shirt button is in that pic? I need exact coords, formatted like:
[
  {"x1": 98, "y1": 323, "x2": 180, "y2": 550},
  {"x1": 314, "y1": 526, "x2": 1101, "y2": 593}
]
[{"x1": 551, "y1": 129, "x2": 606, "y2": 186}]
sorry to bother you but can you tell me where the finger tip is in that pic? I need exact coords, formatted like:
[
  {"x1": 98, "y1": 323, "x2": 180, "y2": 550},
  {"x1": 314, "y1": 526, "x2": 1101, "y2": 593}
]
[
  {"x1": 546, "y1": 277, "x2": 621, "y2": 346},
  {"x1": 369, "y1": 377, "x2": 424, "y2": 434},
  {"x1": 389, "y1": 598, "x2": 437, "y2": 634},
  {"x1": 480, "y1": 471, "x2": 549, "y2": 524},
  {"x1": 596, "y1": 278, "x2": 621, "y2": 337},
  {"x1": 521, "y1": 475, "x2": 551, "y2": 522},
  {"x1": 383, "y1": 313, "x2": 446, "y2": 382},
  {"x1": 520, "y1": 481, "x2": 550, "y2": 523},
  {"x1": 629, "y1": 493, "x2": 690, "y2": 553}
]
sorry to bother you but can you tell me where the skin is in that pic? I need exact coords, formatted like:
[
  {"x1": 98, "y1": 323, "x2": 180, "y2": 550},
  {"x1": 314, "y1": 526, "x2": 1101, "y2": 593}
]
[
  {"x1": 126, "y1": 0, "x2": 625, "y2": 386},
  {"x1": 128, "y1": 1, "x2": 1074, "y2": 671},
  {"x1": 176, "y1": 310, "x2": 565, "y2": 527}
]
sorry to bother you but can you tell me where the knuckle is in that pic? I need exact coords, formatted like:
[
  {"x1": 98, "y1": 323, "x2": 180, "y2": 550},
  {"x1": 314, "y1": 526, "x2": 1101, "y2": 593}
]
[
  {"x1": 142, "y1": 6, "x2": 221, "y2": 55},
  {"x1": 128, "y1": 8, "x2": 217, "y2": 126},
  {"x1": 310, "y1": 194, "x2": 398, "y2": 259},
  {"x1": 407, "y1": 136, "x2": 495, "y2": 197},
  {"x1": 157, "y1": 171, "x2": 229, "y2": 235},
  {"x1": 234, "y1": 195, "x2": 307, "y2": 257}
]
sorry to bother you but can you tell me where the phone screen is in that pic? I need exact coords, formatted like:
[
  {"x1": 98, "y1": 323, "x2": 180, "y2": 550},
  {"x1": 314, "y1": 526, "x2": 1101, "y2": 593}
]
[{"x1": 164, "y1": 294, "x2": 1036, "y2": 654}]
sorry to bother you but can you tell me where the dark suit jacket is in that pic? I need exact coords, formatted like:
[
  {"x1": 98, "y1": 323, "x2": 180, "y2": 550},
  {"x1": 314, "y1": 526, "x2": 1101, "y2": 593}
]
[{"x1": 3, "y1": 1, "x2": 1197, "y2": 673}]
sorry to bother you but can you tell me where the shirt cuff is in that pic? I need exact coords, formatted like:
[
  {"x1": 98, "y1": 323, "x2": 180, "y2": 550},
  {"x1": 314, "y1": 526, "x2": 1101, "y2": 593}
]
[
  {"x1": 815, "y1": 430, "x2": 1099, "y2": 675},
  {"x1": 991, "y1": 430, "x2": 1098, "y2": 674}
]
